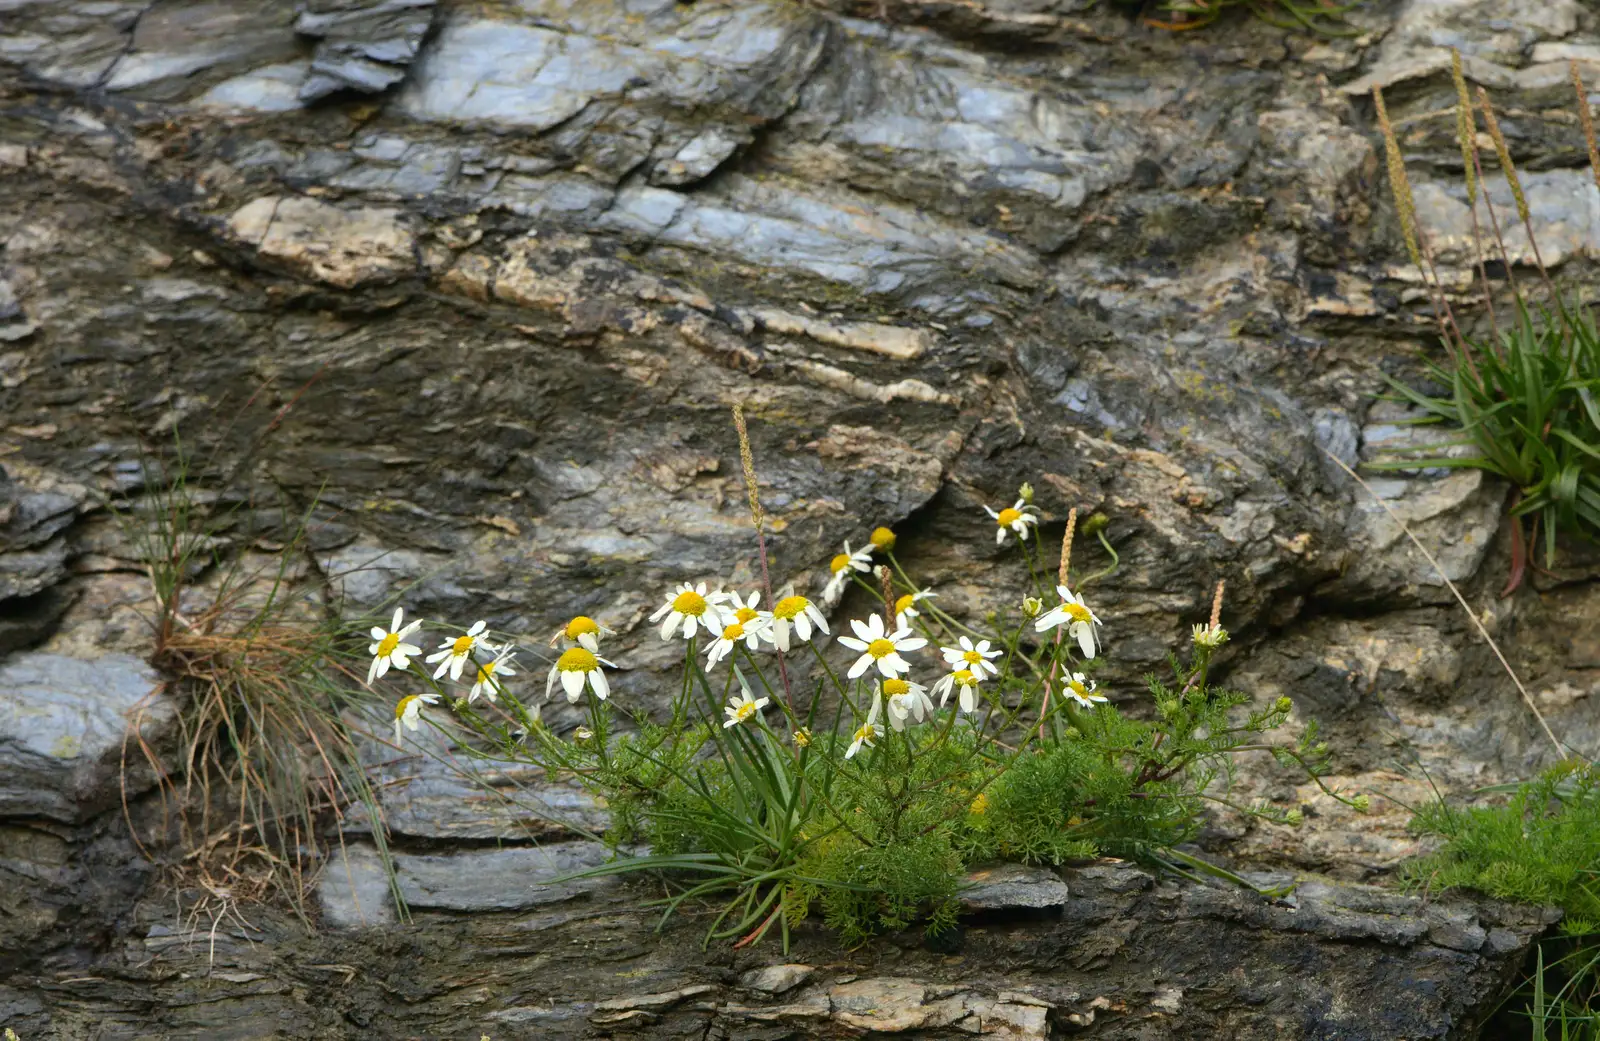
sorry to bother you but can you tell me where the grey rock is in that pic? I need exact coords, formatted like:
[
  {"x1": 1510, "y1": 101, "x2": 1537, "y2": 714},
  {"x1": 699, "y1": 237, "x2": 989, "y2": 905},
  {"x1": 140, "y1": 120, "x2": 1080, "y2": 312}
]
[
  {"x1": 345, "y1": 746, "x2": 609, "y2": 842},
  {"x1": 960, "y1": 863, "x2": 1071, "y2": 913},
  {"x1": 295, "y1": 0, "x2": 437, "y2": 101},
  {"x1": 100, "y1": 0, "x2": 301, "y2": 99},
  {"x1": 320, "y1": 839, "x2": 615, "y2": 926},
  {"x1": 0, "y1": 652, "x2": 170, "y2": 822},
  {"x1": 19, "y1": 856, "x2": 1546, "y2": 1039},
  {"x1": 740, "y1": 963, "x2": 815, "y2": 994},
  {"x1": 3, "y1": 0, "x2": 1600, "y2": 1027}
]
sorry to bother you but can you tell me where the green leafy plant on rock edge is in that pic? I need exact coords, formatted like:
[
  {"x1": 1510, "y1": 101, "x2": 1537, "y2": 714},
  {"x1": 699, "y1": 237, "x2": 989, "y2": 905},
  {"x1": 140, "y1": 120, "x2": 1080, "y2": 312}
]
[
  {"x1": 1369, "y1": 55, "x2": 1600, "y2": 593},
  {"x1": 364, "y1": 407, "x2": 1365, "y2": 951},
  {"x1": 1406, "y1": 763, "x2": 1600, "y2": 1039}
]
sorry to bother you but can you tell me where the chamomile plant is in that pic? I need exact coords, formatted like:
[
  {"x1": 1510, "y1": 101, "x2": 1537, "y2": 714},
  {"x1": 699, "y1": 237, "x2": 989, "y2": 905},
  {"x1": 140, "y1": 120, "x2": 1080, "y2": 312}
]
[{"x1": 360, "y1": 408, "x2": 1365, "y2": 950}]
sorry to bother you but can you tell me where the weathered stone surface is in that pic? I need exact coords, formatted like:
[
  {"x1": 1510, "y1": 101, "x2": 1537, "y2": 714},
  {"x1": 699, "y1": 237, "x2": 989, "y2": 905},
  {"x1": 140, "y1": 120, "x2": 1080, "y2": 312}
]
[
  {"x1": 0, "y1": 652, "x2": 168, "y2": 821},
  {"x1": 320, "y1": 839, "x2": 614, "y2": 926},
  {"x1": 225, "y1": 196, "x2": 415, "y2": 289},
  {"x1": 5, "y1": 0, "x2": 1600, "y2": 1031},
  {"x1": 961, "y1": 862, "x2": 1071, "y2": 913},
  {"x1": 345, "y1": 743, "x2": 610, "y2": 842},
  {"x1": 5, "y1": 858, "x2": 1555, "y2": 1039},
  {"x1": 295, "y1": 0, "x2": 437, "y2": 102}
]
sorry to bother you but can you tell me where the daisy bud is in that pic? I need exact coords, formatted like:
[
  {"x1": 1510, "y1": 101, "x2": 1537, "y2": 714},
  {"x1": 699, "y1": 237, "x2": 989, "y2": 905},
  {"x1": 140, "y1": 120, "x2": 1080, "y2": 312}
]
[
  {"x1": 1082, "y1": 512, "x2": 1110, "y2": 536},
  {"x1": 1352, "y1": 794, "x2": 1372, "y2": 813},
  {"x1": 574, "y1": 726, "x2": 594, "y2": 742},
  {"x1": 968, "y1": 792, "x2": 989, "y2": 816},
  {"x1": 1018, "y1": 481, "x2": 1034, "y2": 504},
  {"x1": 1276, "y1": 696, "x2": 1293, "y2": 713},
  {"x1": 869, "y1": 526, "x2": 897, "y2": 550},
  {"x1": 1285, "y1": 808, "x2": 1304, "y2": 826},
  {"x1": 1022, "y1": 596, "x2": 1043, "y2": 618}
]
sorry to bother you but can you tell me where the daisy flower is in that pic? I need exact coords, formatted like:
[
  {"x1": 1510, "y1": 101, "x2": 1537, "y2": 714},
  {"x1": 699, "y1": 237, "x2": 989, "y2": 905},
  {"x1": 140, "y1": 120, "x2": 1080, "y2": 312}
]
[
  {"x1": 469, "y1": 647, "x2": 518, "y2": 704},
  {"x1": 426, "y1": 620, "x2": 493, "y2": 682},
  {"x1": 725, "y1": 590, "x2": 767, "y2": 626},
  {"x1": 723, "y1": 684, "x2": 770, "y2": 729},
  {"x1": 765, "y1": 588, "x2": 829, "y2": 652},
  {"x1": 882, "y1": 677, "x2": 933, "y2": 732},
  {"x1": 932, "y1": 668, "x2": 984, "y2": 713},
  {"x1": 869, "y1": 526, "x2": 896, "y2": 551},
  {"x1": 822, "y1": 540, "x2": 874, "y2": 604},
  {"x1": 393, "y1": 691, "x2": 440, "y2": 743},
  {"x1": 894, "y1": 588, "x2": 936, "y2": 629},
  {"x1": 1191, "y1": 623, "x2": 1228, "y2": 649},
  {"x1": 837, "y1": 613, "x2": 927, "y2": 679},
  {"x1": 939, "y1": 635, "x2": 1001, "y2": 679},
  {"x1": 649, "y1": 582, "x2": 730, "y2": 640},
  {"x1": 551, "y1": 615, "x2": 614, "y2": 653},
  {"x1": 367, "y1": 607, "x2": 423, "y2": 684},
  {"x1": 545, "y1": 646, "x2": 616, "y2": 703},
  {"x1": 1062, "y1": 672, "x2": 1108, "y2": 710},
  {"x1": 984, "y1": 498, "x2": 1039, "y2": 545},
  {"x1": 1035, "y1": 585, "x2": 1104, "y2": 658},
  {"x1": 705, "y1": 616, "x2": 769, "y2": 669},
  {"x1": 793, "y1": 726, "x2": 813, "y2": 748},
  {"x1": 845, "y1": 692, "x2": 883, "y2": 759}
]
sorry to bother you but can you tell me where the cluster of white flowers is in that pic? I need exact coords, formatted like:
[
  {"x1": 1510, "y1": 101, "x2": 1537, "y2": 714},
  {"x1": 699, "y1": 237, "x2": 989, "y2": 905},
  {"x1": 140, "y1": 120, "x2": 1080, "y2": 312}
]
[
  {"x1": 368, "y1": 505, "x2": 1116, "y2": 748},
  {"x1": 367, "y1": 607, "x2": 529, "y2": 741}
]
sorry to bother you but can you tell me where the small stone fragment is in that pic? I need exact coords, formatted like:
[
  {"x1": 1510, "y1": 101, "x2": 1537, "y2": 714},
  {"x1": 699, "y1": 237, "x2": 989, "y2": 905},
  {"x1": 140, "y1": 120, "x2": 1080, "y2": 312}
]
[
  {"x1": 740, "y1": 963, "x2": 814, "y2": 995},
  {"x1": 960, "y1": 864, "x2": 1071, "y2": 913}
]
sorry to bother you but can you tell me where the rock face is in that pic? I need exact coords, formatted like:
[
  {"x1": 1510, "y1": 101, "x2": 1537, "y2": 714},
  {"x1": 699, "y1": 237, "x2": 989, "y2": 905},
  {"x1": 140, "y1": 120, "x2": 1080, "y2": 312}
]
[
  {"x1": 5, "y1": 0, "x2": 1600, "y2": 1033},
  {"x1": 0, "y1": 651, "x2": 167, "y2": 821},
  {"x1": 2, "y1": 854, "x2": 1555, "y2": 1039}
]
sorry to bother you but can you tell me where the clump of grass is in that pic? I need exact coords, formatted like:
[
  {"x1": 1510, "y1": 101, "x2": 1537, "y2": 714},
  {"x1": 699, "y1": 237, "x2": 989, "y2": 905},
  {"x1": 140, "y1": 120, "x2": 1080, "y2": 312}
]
[
  {"x1": 1369, "y1": 60, "x2": 1600, "y2": 591},
  {"x1": 123, "y1": 442, "x2": 399, "y2": 920}
]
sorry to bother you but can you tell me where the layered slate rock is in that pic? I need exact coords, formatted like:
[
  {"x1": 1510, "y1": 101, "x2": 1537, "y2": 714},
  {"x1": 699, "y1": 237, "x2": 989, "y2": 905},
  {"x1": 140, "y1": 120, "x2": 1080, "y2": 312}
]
[
  {"x1": 5, "y1": 0, "x2": 1600, "y2": 1030},
  {"x1": 6, "y1": 854, "x2": 1554, "y2": 1039},
  {"x1": 0, "y1": 651, "x2": 168, "y2": 822}
]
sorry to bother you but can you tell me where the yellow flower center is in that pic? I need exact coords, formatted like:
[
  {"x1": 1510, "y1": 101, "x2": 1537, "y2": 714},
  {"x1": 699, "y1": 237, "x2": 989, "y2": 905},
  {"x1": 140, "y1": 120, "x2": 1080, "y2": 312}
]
[
  {"x1": 566, "y1": 615, "x2": 600, "y2": 639},
  {"x1": 853, "y1": 722, "x2": 877, "y2": 743},
  {"x1": 953, "y1": 669, "x2": 977, "y2": 686},
  {"x1": 735, "y1": 606, "x2": 759, "y2": 624},
  {"x1": 996, "y1": 507, "x2": 1022, "y2": 527},
  {"x1": 557, "y1": 647, "x2": 598, "y2": 673},
  {"x1": 870, "y1": 527, "x2": 896, "y2": 550},
  {"x1": 1068, "y1": 679, "x2": 1090, "y2": 696},
  {"x1": 394, "y1": 694, "x2": 418, "y2": 720},
  {"x1": 376, "y1": 633, "x2": 400, "y2": 657},
  {"x1": 671, "y1": 590, "x2": 708, "y2": 616},
  {"x1": 963, "y1": 650, "x2": 983, "y2": 665},
  {"x1": 793, "y1": 728, "x2": 812, "y2": 747},
  {"x1": 829, "y1": 553, "x2": 851, "y2": 574},
  {"x1": 476, "y1": 661, "x2": 497, "y2": 683},
  {"x1": 895, "y1": 594, "x2": 915, "y2": 615},
  {"x1": 734, "y1": 699, "x2": 759, "y2": 722},
  {"x1": 451, "y1": 634, "x2": 475, "y2": 656},
  {"x1": 773, "y1": 595, "x2": 809, "y2": 620},
  {"x1": 723, "y1": 622, "x2": 746, "y2": 640},
  {"x1": 867, "y1": 638, "x2": 896, "y2": 659},
  {"x1": 969, "y1": 792, "x2": 989, "y2": 815},
  {"x1": 882, "y1": 678, "x2": 910, "y2": 696},
  {"x1": 1064, "y1": 603, "x2": 1093, "y2": 624}
]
